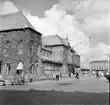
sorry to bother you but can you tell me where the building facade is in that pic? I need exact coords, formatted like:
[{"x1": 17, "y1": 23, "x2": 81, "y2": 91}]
[
  {"x1": 41, "y1": 46, "x2": 53, "y2": 75},
  {"x1": 42, "y1": 35, "x2": 80, "y2": 75},
  {"x1": 0, "y1": 12, "x2": 42, "y2": 80},
  {"x1": 89, "y1": 60, "x2": 109, "y2": 74}
]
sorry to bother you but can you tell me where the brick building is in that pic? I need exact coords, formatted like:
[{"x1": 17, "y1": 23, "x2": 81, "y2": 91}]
[
  {"x1": 42, "y1": 35, "x2": 80, "y2": 75},
  {"x1": 0, "y1": 12, "x2": 42, "y2": 80}
]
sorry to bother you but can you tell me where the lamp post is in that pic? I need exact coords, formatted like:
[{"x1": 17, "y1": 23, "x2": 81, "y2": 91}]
[{"x1": 108, "y1": 50, "x2": 110, "y2": 73}]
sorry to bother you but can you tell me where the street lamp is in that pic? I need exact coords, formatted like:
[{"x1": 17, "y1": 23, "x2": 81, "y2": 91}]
[{"x1": 108, "y1": 50, "x2": 110, "y2": 73}]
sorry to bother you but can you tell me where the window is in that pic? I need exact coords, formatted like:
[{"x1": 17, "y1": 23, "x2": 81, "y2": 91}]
[
  {"x1": 44, "y1": 52, "x2": 45, "y2": 56},
  {"x1": 6, "y1": 62, "x2": 11, "y2": 75},
  {"x1": 18, "y1": 40, "x2": 23, "y2": 55},
  {"x1": 3, "y1": 40, "x2": 10, "y2": 55},
  {"x1": 47, "y1": 53, "x2": 48, "y2": 57}
]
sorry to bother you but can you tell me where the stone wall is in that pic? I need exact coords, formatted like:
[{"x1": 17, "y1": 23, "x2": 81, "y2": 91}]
[{"x1": 0, "y1": 28, "x2": 41, "y2": 79}]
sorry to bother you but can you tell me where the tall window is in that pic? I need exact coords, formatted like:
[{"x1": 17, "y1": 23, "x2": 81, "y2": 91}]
[
  {"x1": 6, "y1": 62, "x2": 11, "y2": 75},
  {"x1": 3, "y1": 40, "x2": 10, "y2": 56},
  {"x1": 18, "y1": 40, "x2": 23, "y2": 55}
]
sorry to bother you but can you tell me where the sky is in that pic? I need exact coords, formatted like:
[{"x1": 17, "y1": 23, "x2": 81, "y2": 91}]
[{"x1": 0, "y1": 0, "x2": 110, "y2": 68}]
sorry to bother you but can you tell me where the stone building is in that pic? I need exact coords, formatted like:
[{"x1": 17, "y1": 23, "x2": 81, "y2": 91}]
[{"x1": 0, "y1": 12, "x2": 42, "y2": 80}]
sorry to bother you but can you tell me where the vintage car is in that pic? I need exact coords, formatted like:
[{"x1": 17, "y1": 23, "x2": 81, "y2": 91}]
[
  {"x1": 0, "y1": 74, "x2": 13, "y2": 86},
  {"x1": 0, "y1": 73, "x2": 28, "y2": 86},
  {"x1": 104, "y1": 72, "x2": 110, "y2": 81}
]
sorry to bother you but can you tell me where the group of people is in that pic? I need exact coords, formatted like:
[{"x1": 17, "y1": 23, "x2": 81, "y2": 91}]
[
  {"x1": 52, "y1": 72, "x2": 80, "y2": 81},
  {"x1": 52, "y1": 73, "x2": 62, "y2": 80},
  {"x1": 96, "y1": 71, "x2": 103, "y2": 78},
  {"x1": 69, "y1": 72, "x2": 80, "y2": 79}
]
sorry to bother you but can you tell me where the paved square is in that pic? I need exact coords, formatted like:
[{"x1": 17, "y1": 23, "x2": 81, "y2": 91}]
[{"x1": 0, "y1": 75, "x2": 109, "y2": 105}]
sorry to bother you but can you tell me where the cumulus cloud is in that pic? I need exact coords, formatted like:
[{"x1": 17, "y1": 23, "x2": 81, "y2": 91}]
[
  {"x1": 60, "y1": 0, "x2": 109, "y2": 42},
  {"x1": 0, "y1": 0, "x2": 18, "y2": 15},
  {"x1": 59, "y1": 0, "x2": 110, "y2": 68}
]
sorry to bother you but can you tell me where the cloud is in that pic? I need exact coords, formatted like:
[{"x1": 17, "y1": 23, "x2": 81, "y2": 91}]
[
  {"x1": 0, "y1": 0, "x2": 19, "y2": 15},
  {"x1": 60, "y1": 0, "x2": 110, "y2": 43}
]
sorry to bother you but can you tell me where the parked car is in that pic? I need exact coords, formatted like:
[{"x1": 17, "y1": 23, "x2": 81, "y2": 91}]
[
  {"x1": 0, "y1": 75, "x2": 13, "y2": 86},
  {"x1": 0, "y1": 73, "x2": 28, "y2": 86},
  {"x1": 0, "y1": 76, "x2": 5, "y2": 86},
  {"x1": 104, "y1": 72, "x2": 110, "y2": 81}
]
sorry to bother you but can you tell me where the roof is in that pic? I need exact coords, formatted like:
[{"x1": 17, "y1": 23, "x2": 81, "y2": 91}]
[
  {"x1": 0, "y1": 11, "x2": 39, "y2": 33},
  {"x1": 75, "y1": 51, "x2": 80, "y2": 56},
  {"x1": 70, "y1": 47, "x2": 75, "y2": 52},
  {"x1": 42, "y1": 35, "x2": 66, "y2": 46},
  {"x1": 62, "y1": 37, "x2": 70, "y2": 46},
  {"x1": 41, "y1": 46, "x2": 52, "y2": 53}
]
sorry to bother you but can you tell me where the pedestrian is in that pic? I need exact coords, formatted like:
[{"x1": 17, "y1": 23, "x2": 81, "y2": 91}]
[
  {"x1": 96, "y1": 71, "x2": 99, "y2": 78},
  {"x1": 76, "y1": 72, "x2": 79, "y2": 79},
  {"x1": 69, "y1": 72, "x2": 71, "y2": 78},
  {"x1": 56, "y1": 74, "x2": 59, "y2": 80},
  {"x1": 52, "y1": 73, "x2": 56, "y2": 80}
]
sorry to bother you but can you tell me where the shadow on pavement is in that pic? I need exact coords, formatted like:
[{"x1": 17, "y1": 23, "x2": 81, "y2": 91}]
[{"x1": 0, "y1": 89, "x2": 109, "y2": 105}]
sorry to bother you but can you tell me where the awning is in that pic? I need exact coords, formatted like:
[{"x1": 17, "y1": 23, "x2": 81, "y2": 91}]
[{"x1": 16, "y1": 62, "x2": 23, "y2": 70}]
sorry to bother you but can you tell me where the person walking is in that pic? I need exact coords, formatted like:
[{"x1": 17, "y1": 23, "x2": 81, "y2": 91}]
[
  {"x1": 69, "y1": 72, "x2": 71, "y2": 78},
  {"x1": 76, "y1": 72, "x2": 79, "y2": 79},
  {"x1": 96, "y1": 71, "x2": 99, "y2": 78}
]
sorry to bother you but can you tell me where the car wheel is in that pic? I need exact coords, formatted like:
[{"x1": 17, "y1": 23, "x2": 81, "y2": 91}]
[{"x1": 0, "y1": 81, "x2": 4, "y2": 86}]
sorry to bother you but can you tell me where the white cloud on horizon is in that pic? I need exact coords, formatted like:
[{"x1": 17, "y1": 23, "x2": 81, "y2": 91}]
[{"x1": 0, "y1": 0, "x2": 109, "y2": 68}]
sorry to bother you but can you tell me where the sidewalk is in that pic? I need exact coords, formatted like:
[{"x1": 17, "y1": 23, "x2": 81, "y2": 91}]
[
  {"x1": 29, "y1": 74, "x2": 70, "y2": 85},
  {"x1": 35, "y1": 74, "x2": 69, "y2": 81}
]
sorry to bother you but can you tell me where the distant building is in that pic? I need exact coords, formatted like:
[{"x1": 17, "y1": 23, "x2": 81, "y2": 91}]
[{"x1": 89, "y1": 60, "x2": 109, "y2": 74}]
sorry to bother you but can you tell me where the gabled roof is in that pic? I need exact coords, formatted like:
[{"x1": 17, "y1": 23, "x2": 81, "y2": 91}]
[
  {"x1": 42, "y1": 35, "x2": 66, "y2": 46},
  {"x1": 0, "y1": 11, "x2": 37, "y2": 32}
]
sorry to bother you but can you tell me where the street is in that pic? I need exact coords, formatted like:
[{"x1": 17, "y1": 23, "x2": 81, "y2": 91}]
[{"x1": 0, "y1": 75, "x2": 109, "y2": 105}]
